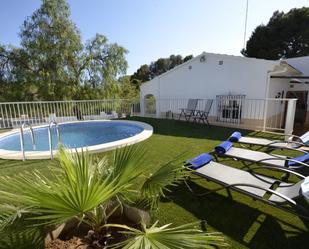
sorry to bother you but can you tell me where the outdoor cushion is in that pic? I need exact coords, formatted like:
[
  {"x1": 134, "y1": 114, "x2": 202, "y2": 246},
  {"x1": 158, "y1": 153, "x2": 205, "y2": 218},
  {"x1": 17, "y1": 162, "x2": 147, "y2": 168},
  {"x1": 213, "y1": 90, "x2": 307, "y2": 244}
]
[
  {"x1": 215, "y1": 141, "x2": 233, "y2": 154},
  {"x1": 288, "y1": 153, "x2": 309, "y2": 167},
  {"x1": 229, "y1": 131, "x2": 242, "y2": 142},
  {"x1": 185, "y1": 153, "x2": 213, "y2": 170}
]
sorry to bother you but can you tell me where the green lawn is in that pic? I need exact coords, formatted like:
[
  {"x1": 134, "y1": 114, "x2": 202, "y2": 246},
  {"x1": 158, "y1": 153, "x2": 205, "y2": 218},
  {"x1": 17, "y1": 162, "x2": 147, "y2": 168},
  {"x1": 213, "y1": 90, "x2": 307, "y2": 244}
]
[{"x1": 0, "y1": 117, "x2": 308, "y2": 249}]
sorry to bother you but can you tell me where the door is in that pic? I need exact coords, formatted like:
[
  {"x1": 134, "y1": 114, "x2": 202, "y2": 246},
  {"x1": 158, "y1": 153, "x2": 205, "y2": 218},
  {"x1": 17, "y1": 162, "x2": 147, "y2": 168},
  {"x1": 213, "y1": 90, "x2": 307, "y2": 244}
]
[{"x1": 286, "y1": 91, "x2": 308, "y2": 125}]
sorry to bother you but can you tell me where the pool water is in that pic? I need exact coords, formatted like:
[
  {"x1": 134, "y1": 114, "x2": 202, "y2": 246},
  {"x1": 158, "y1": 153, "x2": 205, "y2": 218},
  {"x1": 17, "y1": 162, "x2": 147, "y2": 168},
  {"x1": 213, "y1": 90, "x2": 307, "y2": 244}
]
[{"x1": 0, "y1": 121, "x2": 144, "y2": 152}]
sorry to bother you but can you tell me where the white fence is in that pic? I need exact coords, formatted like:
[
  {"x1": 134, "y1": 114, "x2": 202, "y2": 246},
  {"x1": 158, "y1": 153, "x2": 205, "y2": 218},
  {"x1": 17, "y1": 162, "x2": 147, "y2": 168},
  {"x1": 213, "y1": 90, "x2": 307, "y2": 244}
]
[
  {"x1": 135, "y1": 98, "x2": 297, "y2": 135},
  {"x1": 0, "y1": 98, "x2": 297, "y2": 136},
  {"x1": 0, "y1": 99, "x2": 134, "y2": 129}
]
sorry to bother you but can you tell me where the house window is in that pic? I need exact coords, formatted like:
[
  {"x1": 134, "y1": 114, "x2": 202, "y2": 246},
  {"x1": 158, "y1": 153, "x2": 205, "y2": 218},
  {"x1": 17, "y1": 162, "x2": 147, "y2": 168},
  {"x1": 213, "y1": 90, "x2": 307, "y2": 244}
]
[{"x1": 216, "y1": 95, "x2": 245, "y2": 123}]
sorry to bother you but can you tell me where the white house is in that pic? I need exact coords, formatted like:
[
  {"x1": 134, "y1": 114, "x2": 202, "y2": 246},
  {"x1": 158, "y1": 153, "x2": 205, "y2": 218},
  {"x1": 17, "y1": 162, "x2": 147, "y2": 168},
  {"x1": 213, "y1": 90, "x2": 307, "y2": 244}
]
[{"x1": 140, "y1": 52, "x2": 309, "y2": 133}]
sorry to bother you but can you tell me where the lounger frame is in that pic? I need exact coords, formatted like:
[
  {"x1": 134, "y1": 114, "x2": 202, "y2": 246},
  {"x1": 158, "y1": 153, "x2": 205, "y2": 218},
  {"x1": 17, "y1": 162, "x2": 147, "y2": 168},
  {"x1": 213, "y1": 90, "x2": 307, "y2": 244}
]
[
  {"x1": 189, "y1": 162, "x2": 309, "y2": 220},
  {"x1": 237, "y1": 138, "x2": 306, "y2": 152},
  {"x1": 213, "y1": 147, "x2": 309, "y2": 172},
  {"x1": 231, "y1": 131, "x2": 309, "y2": 152}
]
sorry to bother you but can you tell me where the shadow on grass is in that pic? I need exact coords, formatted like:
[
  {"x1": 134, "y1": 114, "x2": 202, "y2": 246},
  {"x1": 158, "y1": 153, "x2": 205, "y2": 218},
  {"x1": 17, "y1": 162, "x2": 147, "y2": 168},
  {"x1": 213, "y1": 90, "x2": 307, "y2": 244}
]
[
  {"x1": 164, "y1": 181, "x2": 309, "y2": 249},
  {"x1": 249, "y1": 215, "x2": 309, "y2": 249},
  {"x1": 0, "y1": 159, "x2": 56, "y2": 177},
  {"x1": 129, "y1": 117, "x2": 284, "y2": 141}
]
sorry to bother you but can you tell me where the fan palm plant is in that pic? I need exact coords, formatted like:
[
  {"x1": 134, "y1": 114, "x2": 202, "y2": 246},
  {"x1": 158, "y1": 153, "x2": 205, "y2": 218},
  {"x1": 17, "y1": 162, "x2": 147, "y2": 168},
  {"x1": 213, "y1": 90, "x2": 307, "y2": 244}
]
[
  {"x1": 106, "y1": 221, "x2": 227, "y2": 249},
  {"x1": 0, "y1": 228, "x2": 44, "y2": 249},
  {"x1": 0, "y1": 145, "x2": 226, "y2": 248}
]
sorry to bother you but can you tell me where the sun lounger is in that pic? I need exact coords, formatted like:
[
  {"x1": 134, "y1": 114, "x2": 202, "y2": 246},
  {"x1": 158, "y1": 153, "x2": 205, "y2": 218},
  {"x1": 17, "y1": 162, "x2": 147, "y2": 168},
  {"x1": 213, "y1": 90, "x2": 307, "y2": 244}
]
[
  {"x1": 213, "y1": 141, "x2": 309, "y2": 174},
  {"x1": 184, "y1": 153, "x2": 309, "y2": 219},
  {"x1": 178, "y1": 99, "x2": 198, "y2": 121},
  {"x1": 228, "y1": 131, "x2": 309, "y2": 151},
  {"x1": 192, "y1": 99, "x2": 213, "y2": 124}
]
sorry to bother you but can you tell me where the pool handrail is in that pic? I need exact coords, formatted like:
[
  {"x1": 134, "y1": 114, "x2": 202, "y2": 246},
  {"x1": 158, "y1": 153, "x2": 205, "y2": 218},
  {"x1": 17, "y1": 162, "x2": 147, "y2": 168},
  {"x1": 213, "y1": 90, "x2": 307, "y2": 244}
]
[
  {"x1": 48, "y1": 121, "x2": 62, "y2": 159},
  {"x1": 19, "y1": 122, "x2": 36, "y2": 161}
]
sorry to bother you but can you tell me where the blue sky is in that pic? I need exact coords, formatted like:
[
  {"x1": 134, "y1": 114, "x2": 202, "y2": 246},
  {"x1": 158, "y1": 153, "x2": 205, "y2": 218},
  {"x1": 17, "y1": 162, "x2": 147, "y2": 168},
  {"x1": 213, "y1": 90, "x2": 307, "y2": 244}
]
[{"x1": 0, "y1": 0, "x2": 308, "y2": 74}]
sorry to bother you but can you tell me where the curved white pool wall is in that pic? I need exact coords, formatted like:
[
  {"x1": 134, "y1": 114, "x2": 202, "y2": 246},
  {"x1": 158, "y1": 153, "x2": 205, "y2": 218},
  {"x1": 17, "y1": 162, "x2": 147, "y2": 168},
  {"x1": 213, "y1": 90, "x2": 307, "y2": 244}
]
[{"x1": 0, "y1": 120, "x2": 153, "y2": 160}]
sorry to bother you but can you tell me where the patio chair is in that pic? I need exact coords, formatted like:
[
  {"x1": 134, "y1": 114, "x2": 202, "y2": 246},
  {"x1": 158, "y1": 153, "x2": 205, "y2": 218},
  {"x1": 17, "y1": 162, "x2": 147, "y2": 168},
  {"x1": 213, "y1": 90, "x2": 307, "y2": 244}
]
[
  {"x1": 178, "y1": 99, "x2": 198, "y2": 121},
  {"x1": 213, "y1": 141, "x2": 309, "y2": 174},
  {"x1": 184, "y1": 153, "x2": 309, "y2": 220},
  {"x1": 192, "y1": 99, "x2": 213, "y2": 124},
  {"x1": 228, "y1": 131, "x2": 309, "y2": 151}
]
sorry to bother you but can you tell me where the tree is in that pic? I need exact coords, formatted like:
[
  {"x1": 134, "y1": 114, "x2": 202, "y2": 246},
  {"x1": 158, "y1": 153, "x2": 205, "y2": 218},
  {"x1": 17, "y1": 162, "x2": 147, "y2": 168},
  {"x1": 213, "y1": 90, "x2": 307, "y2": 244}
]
[
  {"x1": 242, "y1": 7, "x2": 309, "y2": 59},
  {"x1": 131, "y1": 64, "x2": 151, "y2": 82},
  {"x1": 169, "y1": 54, "x2": 183, "y2": 68},
  {"x1": 183, "y1": 54, "x2": 194, "y2": 62},
  {"x1": 0, "y1": 45, "x2": 36, "y2": 101},
  {"x1": 131, "y1": 54, "x2": 193, "y2": 84},
  {"x1": 17, "y1": 0, "x2": 83, "y2": 100},
  {"x1": 149, "y1": 58, "x2": 170, "y2": 77},
  {"x1": 118, "y1": 75, "x2": 139, "y2": 99},
  {"x1": 76, "y1": 33, "x2": 128, "y2": 99},
  {"x1": 0, "y1": 0, "x2": 128, "y2": 101}
]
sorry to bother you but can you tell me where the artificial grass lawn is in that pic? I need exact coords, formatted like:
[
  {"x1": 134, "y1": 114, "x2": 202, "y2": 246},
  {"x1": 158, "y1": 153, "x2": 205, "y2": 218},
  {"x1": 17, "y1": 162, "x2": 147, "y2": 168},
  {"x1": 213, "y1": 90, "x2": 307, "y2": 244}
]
[{"x1": 0, "y1": 117, "x2": 309, "y2": 249}]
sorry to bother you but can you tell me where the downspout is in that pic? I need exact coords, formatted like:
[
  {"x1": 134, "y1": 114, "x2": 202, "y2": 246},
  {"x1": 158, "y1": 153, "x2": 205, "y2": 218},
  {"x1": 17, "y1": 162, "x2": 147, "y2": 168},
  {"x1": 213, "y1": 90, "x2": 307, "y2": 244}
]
[{"x1": 262, "y1": 64, "x2": 288, "y2": 131}]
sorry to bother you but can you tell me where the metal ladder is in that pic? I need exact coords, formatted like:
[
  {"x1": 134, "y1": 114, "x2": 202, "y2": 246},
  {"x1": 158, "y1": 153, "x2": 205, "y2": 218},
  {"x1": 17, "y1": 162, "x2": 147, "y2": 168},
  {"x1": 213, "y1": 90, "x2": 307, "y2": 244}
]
[
  {"x1": 19, "y1": 122, "x2": 36, "y2": 161},
  {"x1": 48, "y1": 121, "x2": 62, "y2": 159}
]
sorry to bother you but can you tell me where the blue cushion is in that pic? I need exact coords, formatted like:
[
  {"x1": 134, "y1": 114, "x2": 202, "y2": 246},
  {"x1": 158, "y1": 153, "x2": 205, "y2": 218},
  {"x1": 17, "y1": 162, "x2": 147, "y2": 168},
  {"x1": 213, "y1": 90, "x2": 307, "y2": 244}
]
[
  {"x1": 229, "y1": 131, "x2": 242, "y2": 142},
  {"x1": 215, "y1": 141, "x2": 233, "y2": 154},
  {"x1": 288, "y1": 153, "x2": 309, "y2": 167},
  {"x1": 185, "y1": 153, "x2": 213, "y2": 170}
]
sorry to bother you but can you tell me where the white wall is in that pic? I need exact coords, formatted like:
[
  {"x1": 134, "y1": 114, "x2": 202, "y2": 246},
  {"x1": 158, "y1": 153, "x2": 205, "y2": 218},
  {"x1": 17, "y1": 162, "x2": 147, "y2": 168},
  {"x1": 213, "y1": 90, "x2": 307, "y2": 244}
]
[
  {"x1": 141, "y1": 53, "x2": 277, "y2": 100},
  {"x1": 140, "y1": 53, "x2": 278, "y2": 117},
  {"x1": 268, "y1": 78, "x2": 290, "y2": 99},
  {"x1": 265, "y1": 78, "x2": 290, "y2": 120}
]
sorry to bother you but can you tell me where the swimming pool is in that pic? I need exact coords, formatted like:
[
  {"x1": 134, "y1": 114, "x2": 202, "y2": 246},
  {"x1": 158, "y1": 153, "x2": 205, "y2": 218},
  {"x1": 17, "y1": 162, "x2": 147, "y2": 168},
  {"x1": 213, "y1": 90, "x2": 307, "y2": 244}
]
[{"x1": 0, "y1": 120, "x2": 153, "y2": 160}]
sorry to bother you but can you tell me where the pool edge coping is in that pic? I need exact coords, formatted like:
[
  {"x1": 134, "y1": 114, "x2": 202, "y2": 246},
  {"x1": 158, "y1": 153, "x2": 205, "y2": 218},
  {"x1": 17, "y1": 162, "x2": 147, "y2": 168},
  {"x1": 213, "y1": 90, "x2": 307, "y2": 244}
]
[{"x1": 0, "y1": 120, "x2": 153, "y2": 160}]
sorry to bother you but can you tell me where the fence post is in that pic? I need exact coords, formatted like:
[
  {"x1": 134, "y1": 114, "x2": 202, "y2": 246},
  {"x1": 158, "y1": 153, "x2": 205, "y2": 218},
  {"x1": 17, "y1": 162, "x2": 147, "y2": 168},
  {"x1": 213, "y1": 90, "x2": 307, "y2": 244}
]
[
  {"x1": 284, "y1": 99, "x2": 297, "y2": 140},
  {"x1": 262, "y1": 99, "x2": 268, "y2": 131},
  {"x1": 156, "y1": 98, "x2": 160, "y2": 118},
  {"x1": 140, "y1": 98, "x2": 145, "y2": 116}
]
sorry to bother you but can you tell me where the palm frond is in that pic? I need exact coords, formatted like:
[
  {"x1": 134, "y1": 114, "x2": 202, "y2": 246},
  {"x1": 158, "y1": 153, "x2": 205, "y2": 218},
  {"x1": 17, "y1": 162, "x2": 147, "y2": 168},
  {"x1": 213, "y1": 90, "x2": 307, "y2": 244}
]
[
  {"x1": 109, "y1": 144, "x2": 147, "y2": 186},
  {"x1": 105, "y1": 221, "x2": 227, "y2": 249},
  {"x1": 0, "y1": 204, "x2": 29, "y2": 231},
  {"x1": 139, "y1": 159, "x2": 189, "y2": 209},
  {"x1": 0, "y1": 228, "x2": 44, "y2": 249},
  {"x1": 0, "y1": 148, "x2": 126, "y2": 225}
]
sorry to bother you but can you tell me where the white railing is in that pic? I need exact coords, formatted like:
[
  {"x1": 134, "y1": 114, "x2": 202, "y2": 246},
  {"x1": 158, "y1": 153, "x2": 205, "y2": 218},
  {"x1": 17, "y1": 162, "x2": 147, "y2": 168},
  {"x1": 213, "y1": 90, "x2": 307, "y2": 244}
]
[
  {"x1": 134, "y1": 98, "x2": 298, "y2": 134},
  {"x1": 0, "y1": 99, "x2": 135, "y2": 129},
  {"x1": 0, "y1": 98, "x2": 297, "y2": 136}
]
